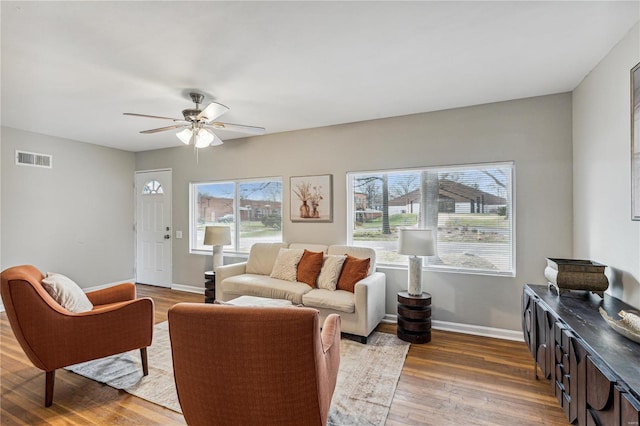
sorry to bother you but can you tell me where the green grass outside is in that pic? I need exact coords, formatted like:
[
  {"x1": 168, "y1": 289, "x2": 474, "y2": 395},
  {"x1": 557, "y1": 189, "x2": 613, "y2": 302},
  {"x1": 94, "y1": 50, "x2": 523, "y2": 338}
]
[
  {"x1": 197, "y1": 221, "x2": 281, "y2": 238},
  {"x1": 443, "y1": 213, "x2": 509, "y2": 229},
  {"x1": 357, "y1": 213, "x2": 418, "y2": 229},
  {"x1": 353, "y1": 213, "x2": 509, "y2": 242},
  {"x1": 356, "y1": 212, "x2": 508, "y2": 230}
]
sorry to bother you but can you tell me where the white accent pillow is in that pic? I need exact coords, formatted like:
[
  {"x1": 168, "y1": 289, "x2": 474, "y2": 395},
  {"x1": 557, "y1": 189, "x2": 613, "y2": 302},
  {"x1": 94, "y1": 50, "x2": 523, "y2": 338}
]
[
  {"x1": 41, "y1": 272, "x2": 93, "y2": 313},
  {"x1": 270, "y1": 248, "x2": 305, "y2": 281},
  {"x1": 317, "y1": 255, "x2": 347, "y2": 291}
]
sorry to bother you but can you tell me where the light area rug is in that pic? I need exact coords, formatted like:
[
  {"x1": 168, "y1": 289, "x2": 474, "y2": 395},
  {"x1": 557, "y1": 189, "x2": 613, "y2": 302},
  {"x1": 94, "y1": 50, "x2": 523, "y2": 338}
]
[{"x1": 66, "y1": 321, "x2": 409, "y2": 426}]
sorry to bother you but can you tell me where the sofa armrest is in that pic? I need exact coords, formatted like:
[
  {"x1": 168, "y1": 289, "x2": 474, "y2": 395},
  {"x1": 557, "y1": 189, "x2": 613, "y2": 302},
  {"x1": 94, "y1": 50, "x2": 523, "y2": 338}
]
[
  {"x1": 353, "y1": 272, "x2": 386, "y2": 336},
  {"x1": 215, "y1": 262, "x2": 248, "y2": 301},
  {"x1": 216, "y1": 262, "x2": 247, "y2": 283}
]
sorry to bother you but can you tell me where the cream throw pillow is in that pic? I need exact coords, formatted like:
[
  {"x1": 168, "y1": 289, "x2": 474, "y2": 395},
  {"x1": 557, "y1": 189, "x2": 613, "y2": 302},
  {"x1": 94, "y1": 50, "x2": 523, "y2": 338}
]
[
  {"x1": 41, "y1": 272, "x2": 93, "y2": 313},
  {"x1": 317, "y1": 255, "x2": 347, "y2": 291},
  {"x1": 270, "y1": 248, "x2": 305, "y2": 281}
]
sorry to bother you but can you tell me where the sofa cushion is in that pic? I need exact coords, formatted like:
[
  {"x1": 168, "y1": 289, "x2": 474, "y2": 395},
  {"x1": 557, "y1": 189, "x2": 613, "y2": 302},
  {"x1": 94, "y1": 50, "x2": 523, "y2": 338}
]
[
  {"x1": 297, "y1": 250, "x2": 324, "y2": 287},
  {"x1": 220, "y1": 274, "x2": 312, "y2": 305},
  {"x1": 246, "y1": 242, "x2": 288, "y2": 275},
  {"x1": 336, "y1": 254, "x2": 371, "y2": 293},
  {"x1": 302, "y1": 288, "x2": 355, "y2": 314},
  {"x1": 316, "y1": 255, "x2": 346, "y2": 291},
  {"x1": 328, "y1": 245, "x2": 376, "y2": 276},
  {"x1": 270, "y1": 248, "x2": 304, "y2": 281},
  {"x1": 41, "y1": 272, "x2": 93, "y2": 313}
]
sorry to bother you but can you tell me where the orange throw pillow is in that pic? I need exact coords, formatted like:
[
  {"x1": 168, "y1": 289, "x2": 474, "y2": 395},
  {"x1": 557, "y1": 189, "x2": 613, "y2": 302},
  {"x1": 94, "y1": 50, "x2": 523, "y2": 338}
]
[
  {"x1": 336, "y1": 254, "x2": 371, "y2": 293},
  {"x1": 296, "y1": 250, "x2": 324, "y2": 287}
]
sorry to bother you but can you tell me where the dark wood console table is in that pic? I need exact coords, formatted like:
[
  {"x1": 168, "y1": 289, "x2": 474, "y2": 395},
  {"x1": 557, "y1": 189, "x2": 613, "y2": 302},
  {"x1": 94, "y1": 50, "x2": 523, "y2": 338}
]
[{"x1": 522, "y1": 284, "x2": 640, "y2": 425}]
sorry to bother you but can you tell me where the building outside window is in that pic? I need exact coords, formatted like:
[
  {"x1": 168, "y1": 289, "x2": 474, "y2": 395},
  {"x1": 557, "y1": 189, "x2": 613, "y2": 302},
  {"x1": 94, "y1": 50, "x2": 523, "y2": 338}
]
[
  {"x1": 347, "y1": 162, "x2": 515, "y2": 276},
  {"x1": 190, "y1": 177, "x2": 283, "y2": 253}
]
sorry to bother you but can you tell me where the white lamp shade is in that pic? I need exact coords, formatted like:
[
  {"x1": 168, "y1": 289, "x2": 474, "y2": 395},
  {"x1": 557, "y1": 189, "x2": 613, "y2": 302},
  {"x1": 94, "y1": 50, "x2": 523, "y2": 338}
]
[
  {"x1": 194, "y1": 129, "x2": 214, "y2": 148},
  {"x1": 398, "y1": 228, "x2": 435, "y2": 256},
  {"x1": 176, "y1": 128, "x2": 193, "y2": 145},
  {"x1": 204, "y1": 225, "x2": 231, "y2": 246}
]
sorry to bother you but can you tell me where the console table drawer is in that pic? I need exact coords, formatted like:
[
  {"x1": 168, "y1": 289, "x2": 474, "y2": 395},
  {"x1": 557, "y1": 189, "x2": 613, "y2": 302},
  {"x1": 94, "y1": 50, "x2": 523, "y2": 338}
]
[
  {"x1": 621, "y1": 390, "x2": 640, "y2": 425},
  {"x1": 586, "y1": 357, "x2": 617, "y2": 425}
]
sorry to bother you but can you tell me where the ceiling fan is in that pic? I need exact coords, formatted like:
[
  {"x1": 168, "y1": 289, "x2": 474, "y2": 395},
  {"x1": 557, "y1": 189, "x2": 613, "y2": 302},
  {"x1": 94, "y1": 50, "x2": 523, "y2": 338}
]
[{"x1": 124, "y1": 92, "x2": 265, "y2": 148}]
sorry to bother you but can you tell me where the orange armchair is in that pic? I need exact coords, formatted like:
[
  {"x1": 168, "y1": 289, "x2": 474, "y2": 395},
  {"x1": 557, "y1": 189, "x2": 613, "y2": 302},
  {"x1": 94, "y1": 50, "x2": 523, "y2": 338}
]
[
  {"x1": 168, "y1": 304, "x2": 341, "y2": 426},
  {"x1": 0, "y1": 265, "x2": 154, "y2": 407}
]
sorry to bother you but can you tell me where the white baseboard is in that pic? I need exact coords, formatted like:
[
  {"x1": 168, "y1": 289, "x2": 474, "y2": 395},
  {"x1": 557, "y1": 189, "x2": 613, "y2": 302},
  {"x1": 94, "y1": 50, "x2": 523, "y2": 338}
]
[
  {"x1": 84, "y1": 278, "x2": 136, "y2": 293},
  {"x1": 382, "y1": 314, "x2": 398, "y2": 324},
  {"x1": 382, "y1": 314, "x2": 524, "y2": 342},
  {"x1": 170, "y1": 283, "x2": 205, "y2": 294}
]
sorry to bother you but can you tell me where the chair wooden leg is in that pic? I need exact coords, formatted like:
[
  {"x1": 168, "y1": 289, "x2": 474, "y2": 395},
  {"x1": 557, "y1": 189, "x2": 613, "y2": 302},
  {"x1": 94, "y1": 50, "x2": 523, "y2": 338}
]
[
  {"x1": 45, "y1": 370, "x2": 55, "y2": 407},
  {"x1": 140, "y1": 347, "x2": 149, "y2": 376}
]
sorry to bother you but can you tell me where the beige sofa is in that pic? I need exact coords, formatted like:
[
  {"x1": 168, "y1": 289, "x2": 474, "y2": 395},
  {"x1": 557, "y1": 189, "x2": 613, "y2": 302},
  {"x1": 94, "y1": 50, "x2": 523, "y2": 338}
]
[{"x1": 216, "y1": 242, "x2": 386, "y2": 343}]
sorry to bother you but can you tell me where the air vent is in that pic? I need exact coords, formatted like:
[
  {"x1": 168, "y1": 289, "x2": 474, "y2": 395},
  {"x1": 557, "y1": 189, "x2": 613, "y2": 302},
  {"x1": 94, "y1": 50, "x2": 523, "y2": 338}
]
[{"x1": 15, "y1": 150, "x2": 52, "y2": 168}]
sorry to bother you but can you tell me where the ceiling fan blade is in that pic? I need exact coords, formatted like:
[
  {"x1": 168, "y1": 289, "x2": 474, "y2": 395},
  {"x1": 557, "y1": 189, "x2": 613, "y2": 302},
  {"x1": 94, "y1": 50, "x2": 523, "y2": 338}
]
[
  {"x1": 209, "y1": 122, "x2": 266, "y2": 135},
  {"x1": 140, "y1": 124, "x2": 188, "y2": 134},
  {"x1": 197, "y1": 102, "x2": 229, "y2": 122},
  {"x1": 124, "y1": 112, "x2": 184, "y2": 121},
  {"x1": 211, "y1": 133, "x2": 224, "y2": 146}
]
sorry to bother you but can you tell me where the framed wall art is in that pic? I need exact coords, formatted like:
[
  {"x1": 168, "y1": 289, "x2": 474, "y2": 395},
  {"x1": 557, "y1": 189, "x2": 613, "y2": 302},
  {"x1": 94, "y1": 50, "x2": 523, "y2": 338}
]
[
  {"x1": 632, "y1": 62, "x2": 640, "y2": 220},
  {"x1": 290, "y1": 174, "x2": 333, "y2": 222}
]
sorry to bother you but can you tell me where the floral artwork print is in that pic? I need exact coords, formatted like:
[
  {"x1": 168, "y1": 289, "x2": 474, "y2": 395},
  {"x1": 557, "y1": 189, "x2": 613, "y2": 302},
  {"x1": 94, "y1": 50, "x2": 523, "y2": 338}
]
[
  {"x1": 290, "y1": 175, "x2": 332, "y2": 222},
  {"x1": 293, "y1": 181, "x2": 324, "y2": 218}
]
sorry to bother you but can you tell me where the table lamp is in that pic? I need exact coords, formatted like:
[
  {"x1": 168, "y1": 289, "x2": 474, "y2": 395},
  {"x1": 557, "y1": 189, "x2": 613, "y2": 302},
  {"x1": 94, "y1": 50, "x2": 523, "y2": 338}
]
[
  {"x1": 204, "y1": 225, "x2": 231, "y2": 271},
  {"x1": 398, "y1": 228, "x2": 435, "y2": 296}
]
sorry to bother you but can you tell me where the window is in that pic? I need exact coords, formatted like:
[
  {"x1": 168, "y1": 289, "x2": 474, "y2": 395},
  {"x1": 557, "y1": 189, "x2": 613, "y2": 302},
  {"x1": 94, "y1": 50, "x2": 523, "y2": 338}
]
[
  {"x1": 142, "y1": 180, "x2": 164, "y2": 194},
  {"x1": 347, "y1": 162, "x2": 514, "y2": 276},
  {"x1": 190, "y1": 177, "x2": 283, "y2": 254}
]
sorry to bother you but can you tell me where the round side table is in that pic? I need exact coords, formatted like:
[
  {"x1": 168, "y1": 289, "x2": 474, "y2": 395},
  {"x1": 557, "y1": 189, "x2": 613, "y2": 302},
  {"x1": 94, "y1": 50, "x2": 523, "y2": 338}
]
[
  {"x1": 397, "y1": 291, "x2": 432, "y2": 344},
  {"x1": 204, "y1": 271, "x2": 215, "y2": 303}
]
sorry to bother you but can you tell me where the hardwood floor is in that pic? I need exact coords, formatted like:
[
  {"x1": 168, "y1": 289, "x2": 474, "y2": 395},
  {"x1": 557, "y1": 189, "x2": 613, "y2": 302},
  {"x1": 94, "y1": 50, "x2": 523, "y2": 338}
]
[{"x1": 1, "y1": 285, "x2": 568, "y2": 425}]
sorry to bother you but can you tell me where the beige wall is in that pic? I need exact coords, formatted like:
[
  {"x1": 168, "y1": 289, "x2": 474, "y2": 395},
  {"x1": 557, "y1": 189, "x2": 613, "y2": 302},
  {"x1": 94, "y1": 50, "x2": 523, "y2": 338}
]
[
  {"x1": 573, "y1": 23, "x2": 640, "y2": 309},
  {"x1": 1, "y1": 127, "x2": 136, "y2": 287},
  {"x1": 136, "y1": 93, "x2": 574, "y2": 332},
  {"x1": 2, "y1": 27, "x2": 636, "y2": 331}
]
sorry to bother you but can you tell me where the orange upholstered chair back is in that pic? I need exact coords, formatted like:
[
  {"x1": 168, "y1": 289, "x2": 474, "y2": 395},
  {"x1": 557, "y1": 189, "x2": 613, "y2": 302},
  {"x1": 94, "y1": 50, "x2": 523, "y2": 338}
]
[
  {"x1": 0, "y1": 265, "x2": 67, "y2": 370},
  {"x1": 168, "y1": 304, "x2": 341, "y2": 426}
]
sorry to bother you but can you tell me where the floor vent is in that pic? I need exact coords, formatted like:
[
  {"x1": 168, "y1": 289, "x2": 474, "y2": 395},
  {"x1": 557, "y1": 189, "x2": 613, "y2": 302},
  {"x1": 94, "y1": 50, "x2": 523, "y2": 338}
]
[{"x1": 15, "y1": 150, "x2": 53, "y2": 168}]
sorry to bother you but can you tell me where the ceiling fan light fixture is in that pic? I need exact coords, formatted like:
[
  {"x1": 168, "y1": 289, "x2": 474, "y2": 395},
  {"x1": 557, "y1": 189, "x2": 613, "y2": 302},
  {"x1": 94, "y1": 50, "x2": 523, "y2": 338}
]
[
  {"x1": 126, "y1": 91, "x2": 264, "y2": 150},
  {"x1": 176, "y1": 128, "x2": 193, "y2": 145},
  {"x1": 194, "y1": 128, "x2": 214, "y2": 148}
]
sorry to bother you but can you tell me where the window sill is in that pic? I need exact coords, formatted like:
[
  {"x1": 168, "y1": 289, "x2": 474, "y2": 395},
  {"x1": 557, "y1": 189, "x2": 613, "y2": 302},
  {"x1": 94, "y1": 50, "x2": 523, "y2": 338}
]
[{"x1": 376, "y1": 263, "x2": 515, "y2": 278}]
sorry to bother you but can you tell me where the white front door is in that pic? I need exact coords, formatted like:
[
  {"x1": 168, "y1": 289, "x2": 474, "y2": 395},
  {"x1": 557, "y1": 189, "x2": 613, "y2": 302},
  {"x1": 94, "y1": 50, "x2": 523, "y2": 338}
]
[{"x1": 135, "y1": 170, "x2": 172, "y2": 287}]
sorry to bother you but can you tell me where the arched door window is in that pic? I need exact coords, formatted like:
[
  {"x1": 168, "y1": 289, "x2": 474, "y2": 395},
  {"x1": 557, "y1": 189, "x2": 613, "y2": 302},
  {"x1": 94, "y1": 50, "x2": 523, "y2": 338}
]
[{"x1": 142, "y1": 180, "x2": 164, "y2": 195}]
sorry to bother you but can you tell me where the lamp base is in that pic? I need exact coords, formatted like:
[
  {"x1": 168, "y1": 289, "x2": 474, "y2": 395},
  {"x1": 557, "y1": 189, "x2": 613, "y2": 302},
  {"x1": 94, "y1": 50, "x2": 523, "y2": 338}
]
[
  {"x1": 212, "y1": 245, "x2": 224, "y2": 272},
  {"x1": 407, "y1": 255, "x2": 423, "y2": 296}
]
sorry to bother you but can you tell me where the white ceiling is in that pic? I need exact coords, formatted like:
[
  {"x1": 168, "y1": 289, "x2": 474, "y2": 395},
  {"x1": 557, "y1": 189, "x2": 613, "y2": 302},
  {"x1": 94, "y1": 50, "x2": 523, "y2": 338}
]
[{"x1": 2, "y1": 1, "x2": 638, "y2": 152}]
